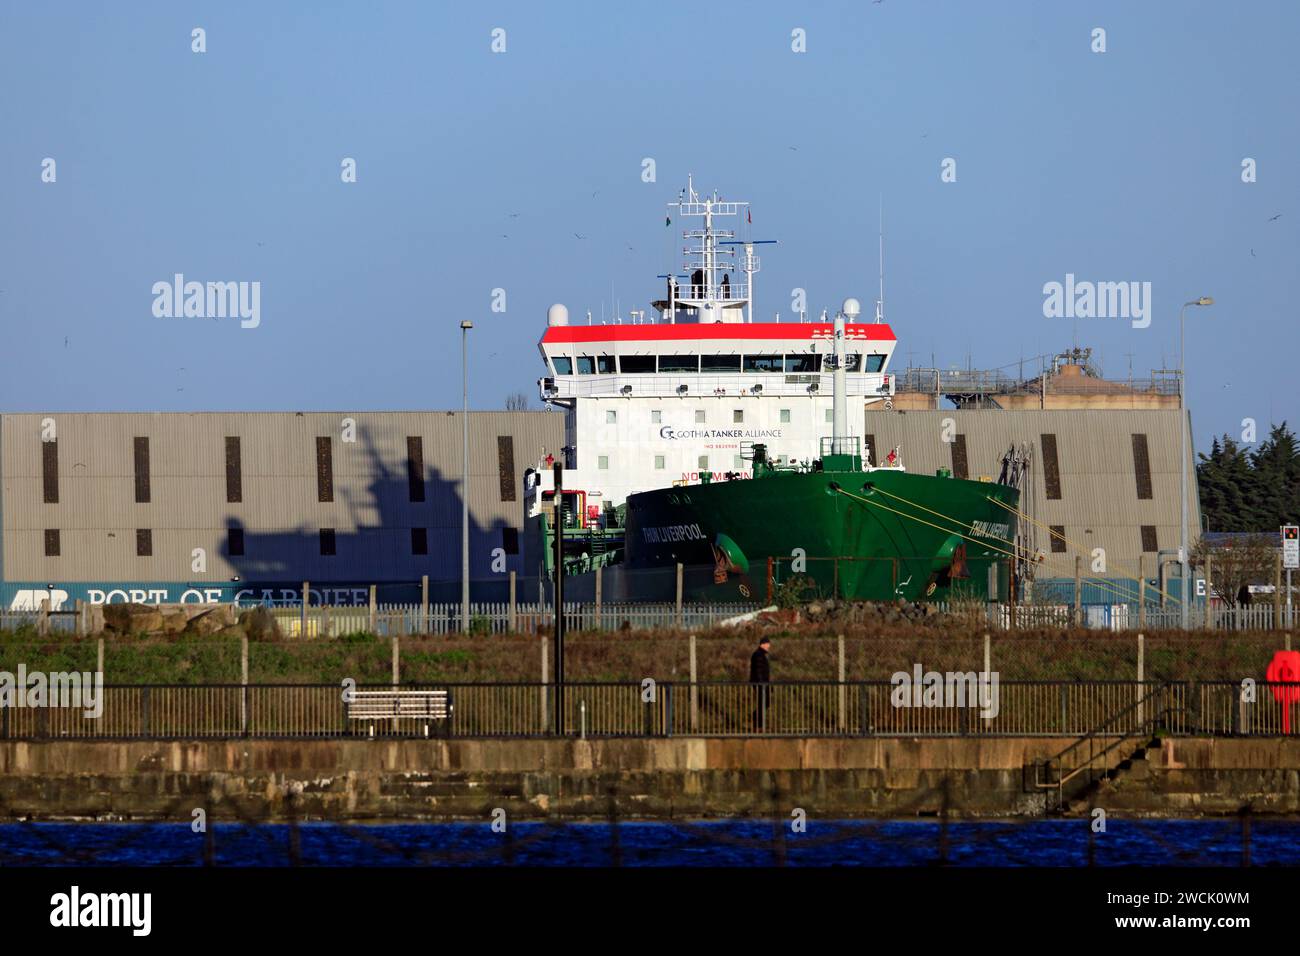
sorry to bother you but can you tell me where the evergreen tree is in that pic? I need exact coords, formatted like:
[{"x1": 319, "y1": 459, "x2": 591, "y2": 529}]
[{"x1": 1198, "y1": 422, "x2": 1300, "y2": 531}]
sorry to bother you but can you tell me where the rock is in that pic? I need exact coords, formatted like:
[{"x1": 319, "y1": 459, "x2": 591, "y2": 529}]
[
  {"x1": 102, "y1": 603, "x2": 164, "y2": 635},
  {"x1": 238, "y1": 606, "x2": 281, "y2": 641},
  {"x1": 161, "y1": 608, "x2": 189, "y2": 634},
  {"x1": 186, "y1": 609, "x2": 229, "y2": 636}
]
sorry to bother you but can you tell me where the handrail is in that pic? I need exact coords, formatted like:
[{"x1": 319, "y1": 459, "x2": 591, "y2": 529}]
[{"x1": 1033, "y1": 681, "x2": 1180, "y2": 808}]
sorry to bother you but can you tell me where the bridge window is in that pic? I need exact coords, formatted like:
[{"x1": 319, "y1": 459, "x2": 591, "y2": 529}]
[
  {"x1": 597, "y1": 355, "x2": 615, "y2": 373},
  {"x1": 785, "y1": 354, "x2": 821, "y2": 373},
  {"x1": 843, "y1": 353, "x2": 862, "y2": 372},
  {"x1": 702, "y1": 354, "x2": 741, "y2": 372},
  {"x1": 552, "y1": 356, "x2": 573, "y2": 375},
  {"x1": 575, "y1": 356, "x2": 595, "y2": 374},
  {"x1": 620, "y1": 355, "x2": 656, "y2": 374},
  {"x1": 865, "y1": 354, "x2": 886, "y2": 372},
  {"x1": 660, "y1": 354, "x2": 699, "y2": 373},
  {"x1": 743, "y1": 354, "x2": 782, "y2": 373}
]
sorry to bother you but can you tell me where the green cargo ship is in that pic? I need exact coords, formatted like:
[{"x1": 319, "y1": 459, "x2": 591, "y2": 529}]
[{"x1": 524, "y1": 181, "x2": 1020, "y2": 603}]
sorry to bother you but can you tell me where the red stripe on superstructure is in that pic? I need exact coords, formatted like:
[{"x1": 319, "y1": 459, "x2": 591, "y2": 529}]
[{"x1": 541, "y1": 323, "x2": 896, "y2": 344}]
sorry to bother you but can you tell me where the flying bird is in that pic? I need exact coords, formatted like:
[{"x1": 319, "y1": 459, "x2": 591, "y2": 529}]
[
  {"x1": 507, "y1": 212, "x2": 520, "y2": 218},
  {"x1": 788, "y1": 145, "x2": 798, "y2": 151},
  {"x1": 573, "y1": 232, "x2": 587, "y2": 239},
  {"x1": 1251, "y1": 249, "x2": 1256, "y2": 257},
  {"x1": 1268, "y1": 214, "x2": 1282, "y2": 221}
]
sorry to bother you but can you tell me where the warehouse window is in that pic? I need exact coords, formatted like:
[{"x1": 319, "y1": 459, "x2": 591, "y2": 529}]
[
  {"x1": 502, "y1": 527, "x2": 519, "y2": 555},
  {"x1": 319, "y1": 528, "x2": 336, "y2": 556},
  {"x1": 698, "y1": 455, "x2": 708, "y2": 470},
  {"x1": 733, "y1": 409, "x2": 744, "y2": 423},
  {"x1": 134, "y1": 437, "x2": 151, "y2": 503},
  {"x1": 951, "y1": 434, "x2": 969, "y2": 480},
  {"x1": 1132, "y1": 433, "x2": 1153, "y2": 500},
  {"x1": 598, "y1": 455, "x2": 609, "y2": 470},
  {"x1": 316, "y1": 437, "x2": 333, "y2": 502},
  {"x1": 606, "y1": 410, "x2": 617, "y2": 424},
  {"x1": 411, "y1": 527, "x2": 428, "y2": 556},
  {"x1": 225, "y1": 437, "x2": 242, "y2": 503},
  {"x1": 497, "y1": 435, "x2": 516, "y2": 502},
  {"x1": 865, "y1": 434, "x2": 877, "y2": 464},
  {"x1": 136, "y1": 529, "x2": 152, "y2": 557},
  {"x1": 1041, "y1": 433, "x2": 1062, "y2": 500},
  {"x1": 825, "y1": 409, "x2": 833, "y2": 423},
  {"x1": 42, "y1": 439, "x2": 58, "y2": 503},
  {"x1": 654, "y1": 455, "x2": 665, "y2": 469},
  {"x1": 1140, "y1": 525, "x2": 1158, "y2": 553},
  {"x1": 44, "y1": 529, "x2": 60, "y2": 557},
  {"x1": 407, "y1": 437, "x2": 425, "y2": 503},
  {"x1": 780, "y1": 409, "x2": 791, "y2": 423},
  {"x1": 1049, "y1": 525, "x2": 1067, "y2": 553},
  {"x1": 695, "y1": 409, "x2": 706, "y2": 424},
  {"x1": 227, "y1": 527, "x2": 245, "y2": 557},
  {"x1": 651, "y1": 410, "x2": 661, "y2": 424}
]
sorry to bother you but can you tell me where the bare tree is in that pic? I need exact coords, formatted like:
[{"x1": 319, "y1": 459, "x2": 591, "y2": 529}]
[
  {"x1": 1194, "y1": 534, "x2": 1277, "y2": 605},
  {"x1": 505, "y1": 392, "x2": 530, "y2": 411}
]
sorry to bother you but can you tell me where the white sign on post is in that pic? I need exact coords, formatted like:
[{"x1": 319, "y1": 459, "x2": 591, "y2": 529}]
[{"x1": 1283, "y1": 525, "x2": 1299, "y2": 570}]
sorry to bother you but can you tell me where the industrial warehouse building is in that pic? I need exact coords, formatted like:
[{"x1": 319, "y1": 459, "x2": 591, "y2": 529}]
[
  {"x1": 0, "y1": 411, "x2": 563, "y2": 608},
  {"x1": 865, "y1": 408, "x2": 1201, "y2": 602},
  {"x1": 1, "y1": 404, "x2": 1199, "y2": 609}
]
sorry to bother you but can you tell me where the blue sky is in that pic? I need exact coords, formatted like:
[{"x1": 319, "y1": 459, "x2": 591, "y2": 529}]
[{"x1": 2, "y1": 0, "x2": 1296, "y2": 452}]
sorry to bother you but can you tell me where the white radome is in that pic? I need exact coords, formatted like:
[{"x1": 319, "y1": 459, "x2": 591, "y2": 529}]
[
  {"x1": 547, "y1": 303, "x2": 570, "y2": 326},
  {"x1": 842, "y1": 297, "x2": 861, "y2": 319}
]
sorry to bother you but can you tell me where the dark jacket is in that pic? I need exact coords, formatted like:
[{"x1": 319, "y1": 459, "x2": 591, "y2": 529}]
[{"x1": 749, "y1": 646, "x2": 771, "y2": 683}]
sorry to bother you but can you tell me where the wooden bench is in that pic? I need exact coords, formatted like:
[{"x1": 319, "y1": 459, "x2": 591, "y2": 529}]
[{"x1": 347, "y1": 690, "x2": 453, "y2": 737}]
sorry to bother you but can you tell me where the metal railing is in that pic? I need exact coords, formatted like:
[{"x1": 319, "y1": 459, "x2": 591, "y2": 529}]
[{"x1": 0, "y1": 679, "x2": 1261, "y2": 742}]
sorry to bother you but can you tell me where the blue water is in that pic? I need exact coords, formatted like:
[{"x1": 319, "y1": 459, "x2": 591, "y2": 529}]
[{"x1": 1, "y1": 819, "x2": 1297, "y2": 866}]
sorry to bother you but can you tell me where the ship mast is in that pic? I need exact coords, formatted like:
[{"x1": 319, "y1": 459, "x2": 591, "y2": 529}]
[{"x1": 833, "y1": 298, "x2": 862, "y2": 452}]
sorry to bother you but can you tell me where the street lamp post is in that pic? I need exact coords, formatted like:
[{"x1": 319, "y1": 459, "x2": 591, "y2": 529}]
[
  {"x1": 1179, "y1": 297, "x2": 1213, "y2": 630},
  {"x1": 461, "y1": 320, "x2": 473, "y2": 633}
]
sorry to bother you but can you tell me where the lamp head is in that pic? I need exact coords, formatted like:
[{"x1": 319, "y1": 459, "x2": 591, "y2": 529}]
[{"x1": 460, "y1": 320, "x2": 473, "y2": 330}]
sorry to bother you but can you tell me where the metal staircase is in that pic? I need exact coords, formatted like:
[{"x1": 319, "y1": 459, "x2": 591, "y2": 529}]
[{"x1": 1029, "y1": 682, "x2": 1186, "y2": 811}]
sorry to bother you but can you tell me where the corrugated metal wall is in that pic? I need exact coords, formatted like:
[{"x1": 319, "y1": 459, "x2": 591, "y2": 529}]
[
  {"x1": 1, "y1": 411, "x2": 564, "y2": 583},
  {"x1": 865, "y1": 409, "x2": 1200, "y2": 578}
]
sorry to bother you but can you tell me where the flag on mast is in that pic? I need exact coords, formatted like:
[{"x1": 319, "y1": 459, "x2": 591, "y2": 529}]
[
  {"x1": 665, "y1": 216, "x2": 671, "y2": 227},
  {"x1": 746, "y1": 208, "x2": 752, "y2": 224}
]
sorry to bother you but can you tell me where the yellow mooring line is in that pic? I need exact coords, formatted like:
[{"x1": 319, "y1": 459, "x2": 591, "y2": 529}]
[
  {"x1": 830, "y1": 483, "x2": 1173, "y2": 608},
  {"x1": 982, "y1": 494, "x2": 1182, "y2": 606}
]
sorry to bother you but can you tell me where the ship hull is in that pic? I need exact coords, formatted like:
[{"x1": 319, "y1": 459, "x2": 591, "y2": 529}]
[{"x1": 622, "y1": 469, "x2": 1019, "y2": 603}]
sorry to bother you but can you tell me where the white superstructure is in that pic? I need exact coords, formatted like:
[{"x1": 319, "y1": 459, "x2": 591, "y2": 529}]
[{"x1": 532, "y1": 181, "x2": 898, "y2": 514}]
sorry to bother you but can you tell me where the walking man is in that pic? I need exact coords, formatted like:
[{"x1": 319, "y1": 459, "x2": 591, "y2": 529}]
[{"x1": 750, "y1": 637, "x2": 771, "y2": 732}]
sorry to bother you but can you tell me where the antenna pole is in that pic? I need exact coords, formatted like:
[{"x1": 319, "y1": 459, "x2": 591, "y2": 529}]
[{"x1": 877, "y1": 197, "x2": 886, "y2": 324}]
